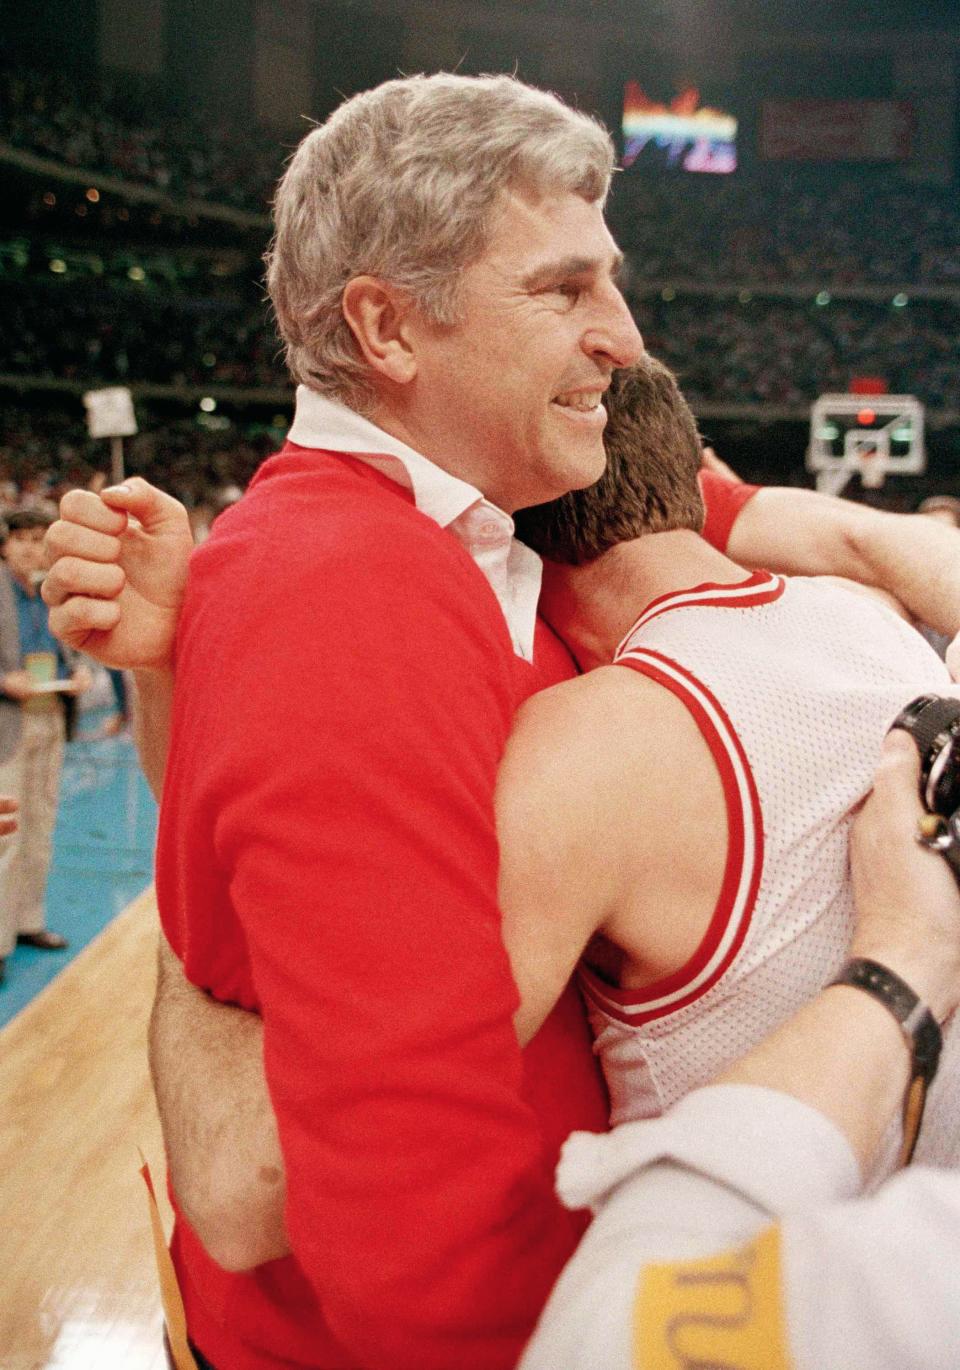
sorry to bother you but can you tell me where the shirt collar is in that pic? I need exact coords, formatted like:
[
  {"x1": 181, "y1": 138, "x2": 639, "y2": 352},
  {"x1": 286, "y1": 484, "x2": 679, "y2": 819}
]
[
  {"x1": 289, "y1": 386, "x2": 486, "y2": 530},
  {"x1": 287, "y1": 386, "x2": 541, "y2": 660}
]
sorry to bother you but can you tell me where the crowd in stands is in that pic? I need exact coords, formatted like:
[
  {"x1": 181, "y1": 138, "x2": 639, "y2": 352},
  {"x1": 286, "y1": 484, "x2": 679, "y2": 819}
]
[
  {"x1": 633, "y1": 293, "x2": 960, "y2": 411},
  {"x1": 3, "y1": 62, "x2": 960, "y2": 497},
  {"x1": 0, "y1": 276, "x2": 282, "y2": 389},
  {"x1": 1, "y1": 68, "x2": 278, "y2": 214},
  {"x1": 6, "y1": 66, "x2": 960, "y2": 290},
  {"x1": 0, "y1": 239, "x2": 256, "y2": 293},
  {"x1": 612, "y1": 174, "x2": 960, "y2": 289},
  {"x1": 0, "y1": 401, "x2": 278, "y2": 529},
  {"x1": 5, "y1": 265, "x2": 959, "y2": 414}
]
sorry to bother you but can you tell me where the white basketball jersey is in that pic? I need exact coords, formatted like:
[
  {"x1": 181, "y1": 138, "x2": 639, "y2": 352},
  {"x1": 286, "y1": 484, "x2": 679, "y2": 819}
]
[{"x1": 581, "y1": 569, "x2": 959, "y2": 1178}]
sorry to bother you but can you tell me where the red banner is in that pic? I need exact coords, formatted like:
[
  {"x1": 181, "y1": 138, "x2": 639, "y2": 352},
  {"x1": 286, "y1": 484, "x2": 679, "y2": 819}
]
[{"x1": 760, "y1": 100, "x2": 913, "y2": 162}]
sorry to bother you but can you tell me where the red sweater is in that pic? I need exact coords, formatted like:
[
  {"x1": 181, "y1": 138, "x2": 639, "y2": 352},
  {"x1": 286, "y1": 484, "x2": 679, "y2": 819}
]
[{"x1": 156, "y1": 446, "x2": 755, "y2": 1370}]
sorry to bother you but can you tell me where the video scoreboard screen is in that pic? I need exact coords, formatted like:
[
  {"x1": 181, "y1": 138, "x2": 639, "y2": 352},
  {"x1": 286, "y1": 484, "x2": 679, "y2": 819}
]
[{"x1": 622, "y1": 80, "x2": 737, "y2": 174}]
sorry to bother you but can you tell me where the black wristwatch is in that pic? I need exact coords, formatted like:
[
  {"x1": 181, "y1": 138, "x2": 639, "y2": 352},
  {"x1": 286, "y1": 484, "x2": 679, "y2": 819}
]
[{"x1": 829, "y1": 957, "x2": 942, "y2": 1165}]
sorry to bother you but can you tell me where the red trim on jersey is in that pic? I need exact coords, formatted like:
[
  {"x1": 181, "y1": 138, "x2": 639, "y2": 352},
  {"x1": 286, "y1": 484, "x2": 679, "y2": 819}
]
[
  {"x1": 614, "y1": 571, "x2": 785, "y2": 661},
  {"x1": 579, "y1": 649, "x2": 765, "y2": 1026}
]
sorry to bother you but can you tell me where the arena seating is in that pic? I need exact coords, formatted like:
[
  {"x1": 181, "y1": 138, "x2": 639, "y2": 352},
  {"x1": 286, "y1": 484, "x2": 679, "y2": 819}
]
[{"x1": 2, "y1": 65, "x2": 958, "y2": 502}]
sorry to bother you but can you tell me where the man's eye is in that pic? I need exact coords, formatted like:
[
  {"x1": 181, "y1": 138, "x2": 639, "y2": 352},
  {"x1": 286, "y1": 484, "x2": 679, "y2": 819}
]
[{"x1": 554, "y1": 283, "x2": 581, "y2": 304}]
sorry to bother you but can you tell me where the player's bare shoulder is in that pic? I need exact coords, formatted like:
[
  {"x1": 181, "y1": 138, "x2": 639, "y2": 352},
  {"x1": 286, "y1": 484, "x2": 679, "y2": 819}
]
[
  {"x1": 503, "y1": 661, "x2": 715, "y2": 827},
  {"x1": 515, "y1": 662, "x2": 702, "y2": 760}
]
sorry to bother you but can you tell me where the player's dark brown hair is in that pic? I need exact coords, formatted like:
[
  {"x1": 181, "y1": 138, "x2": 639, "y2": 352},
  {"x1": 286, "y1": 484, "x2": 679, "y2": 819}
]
[{"x1": 514, "y1": 355, "x2": 705, "y2": 565}]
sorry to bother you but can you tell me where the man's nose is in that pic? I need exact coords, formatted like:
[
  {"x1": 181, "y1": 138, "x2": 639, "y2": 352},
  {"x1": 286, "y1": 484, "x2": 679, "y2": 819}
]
[{"x1": 583, "y1": 285, "x2": 644, "y2": 369}]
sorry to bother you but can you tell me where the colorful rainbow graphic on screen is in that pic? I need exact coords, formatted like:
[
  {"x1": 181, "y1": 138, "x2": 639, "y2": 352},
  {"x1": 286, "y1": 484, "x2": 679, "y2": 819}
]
[{"x1": 622, "y1": 81, "x2": 737, "y2": 174}]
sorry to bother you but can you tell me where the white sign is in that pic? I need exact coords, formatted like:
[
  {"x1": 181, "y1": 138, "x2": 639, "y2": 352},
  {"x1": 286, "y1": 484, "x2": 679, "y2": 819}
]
[{"x1": 82, "y1": 387, "x2": 138, "y2": 439}]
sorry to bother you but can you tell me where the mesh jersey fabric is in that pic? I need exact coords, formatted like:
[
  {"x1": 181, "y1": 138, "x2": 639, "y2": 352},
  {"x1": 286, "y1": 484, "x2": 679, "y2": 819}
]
[{"x1": 580, "y1": 570, "x2": 960, "y2": 1182}]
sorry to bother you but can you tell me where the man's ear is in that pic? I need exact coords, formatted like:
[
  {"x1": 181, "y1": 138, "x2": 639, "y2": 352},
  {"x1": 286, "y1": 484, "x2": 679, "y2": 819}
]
[{"x1": 341, "y1": 276, "x2": 418, "y2": 386}]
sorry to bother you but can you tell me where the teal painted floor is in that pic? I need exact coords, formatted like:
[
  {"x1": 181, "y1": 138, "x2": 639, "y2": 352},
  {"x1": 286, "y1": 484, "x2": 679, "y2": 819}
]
[{"x1": 0, "y1": 723, "x2": 157, "y2": 1029}]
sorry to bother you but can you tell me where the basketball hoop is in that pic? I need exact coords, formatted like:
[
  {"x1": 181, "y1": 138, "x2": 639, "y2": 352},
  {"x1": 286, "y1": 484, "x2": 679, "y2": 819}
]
[{"x1": 807, "y1": 393, "x2": 925, "y2": 497}]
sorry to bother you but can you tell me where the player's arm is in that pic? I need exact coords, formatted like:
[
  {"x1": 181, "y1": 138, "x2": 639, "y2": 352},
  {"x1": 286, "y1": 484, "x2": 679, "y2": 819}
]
[
  {"x1": 146, "y1": 666, "x2": 716, "y2": 1272},
  {"x1": 497, "y1": 667, "x2": 727, "y2": 1046},
  {"x1": 726, "y1": 484, "x2": 960, "y2": 663},
  {"x1": 507, "y1": 667, "x2": 957, "y2": 1174},
  {"x1": 494, "y1": 676, "x2": 623, "y2": 1045},
  {"x1": 148, "y1": 934, "x2": 288, "y2": 1270},
  {"x1": 147, "y1": 668, "x2": 627, "y2": 1274},
  {"x1": 42, "y1": 479, "x2": 191, "y2": 798}
]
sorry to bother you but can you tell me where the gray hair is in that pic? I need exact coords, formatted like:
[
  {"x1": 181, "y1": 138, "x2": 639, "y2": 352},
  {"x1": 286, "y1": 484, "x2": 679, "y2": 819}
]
[{"x1": 265, "y1": 73, "x2": 615, "y2": 411}]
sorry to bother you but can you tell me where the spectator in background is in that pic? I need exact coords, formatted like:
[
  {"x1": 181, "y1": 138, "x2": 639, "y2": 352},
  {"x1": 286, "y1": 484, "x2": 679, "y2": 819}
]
[
  {"x1": 0, "y1": 509, "x2": 90, "y2": 985},
  {"x1": 98, "y1": 668, "x2": 131, "y2": 738}
]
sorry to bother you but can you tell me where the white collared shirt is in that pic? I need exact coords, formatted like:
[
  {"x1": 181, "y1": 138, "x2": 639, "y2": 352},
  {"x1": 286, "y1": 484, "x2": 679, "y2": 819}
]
[{"x1": 288, "y1": 386, "x2": 542, "y2": 660}]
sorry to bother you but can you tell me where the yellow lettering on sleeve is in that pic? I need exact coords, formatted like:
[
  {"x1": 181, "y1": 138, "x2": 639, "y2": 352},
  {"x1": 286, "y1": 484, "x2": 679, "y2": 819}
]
[{"x1": 634, "y1": 1224, "x2": 793, "y2": 1369}]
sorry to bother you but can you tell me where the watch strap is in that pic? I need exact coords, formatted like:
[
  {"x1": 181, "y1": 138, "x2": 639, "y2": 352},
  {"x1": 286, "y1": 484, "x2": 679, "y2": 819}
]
[{"x1": 829, "y1": 957, "x2": 942, "y2": 1165}]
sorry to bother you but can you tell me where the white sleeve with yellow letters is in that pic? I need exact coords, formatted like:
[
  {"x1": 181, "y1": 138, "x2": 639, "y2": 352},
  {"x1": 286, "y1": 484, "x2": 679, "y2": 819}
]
[{"x1": 520, "y1": 1084, "x2": 960, "y2": 1370}]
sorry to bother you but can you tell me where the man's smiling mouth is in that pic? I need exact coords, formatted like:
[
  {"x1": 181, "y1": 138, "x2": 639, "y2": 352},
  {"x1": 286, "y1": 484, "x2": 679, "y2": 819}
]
[{"x1": 552, "y1": 391, "x2": 605, "y2": 412}]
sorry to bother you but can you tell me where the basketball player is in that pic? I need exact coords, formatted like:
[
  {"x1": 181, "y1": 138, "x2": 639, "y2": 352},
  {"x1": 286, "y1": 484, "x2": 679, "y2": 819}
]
[{"x1": 505, "y1": 357, "x2": 960, "y2": 1177}]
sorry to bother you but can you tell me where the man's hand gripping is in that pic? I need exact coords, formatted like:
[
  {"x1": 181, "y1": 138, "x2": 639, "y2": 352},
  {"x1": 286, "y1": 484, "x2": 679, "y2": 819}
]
[
  {"x1": 851, "y1": 728, "x2": 960, "y2": 1025},
  {"x1": 42, "y1": 478, "x2": 193, "y2": 671}
]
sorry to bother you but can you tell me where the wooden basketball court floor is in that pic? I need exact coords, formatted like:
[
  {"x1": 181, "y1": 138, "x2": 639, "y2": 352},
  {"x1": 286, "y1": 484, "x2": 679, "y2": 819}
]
[{"x1": 1, "y1": 733, "x2": 170, "y2": 1369}]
